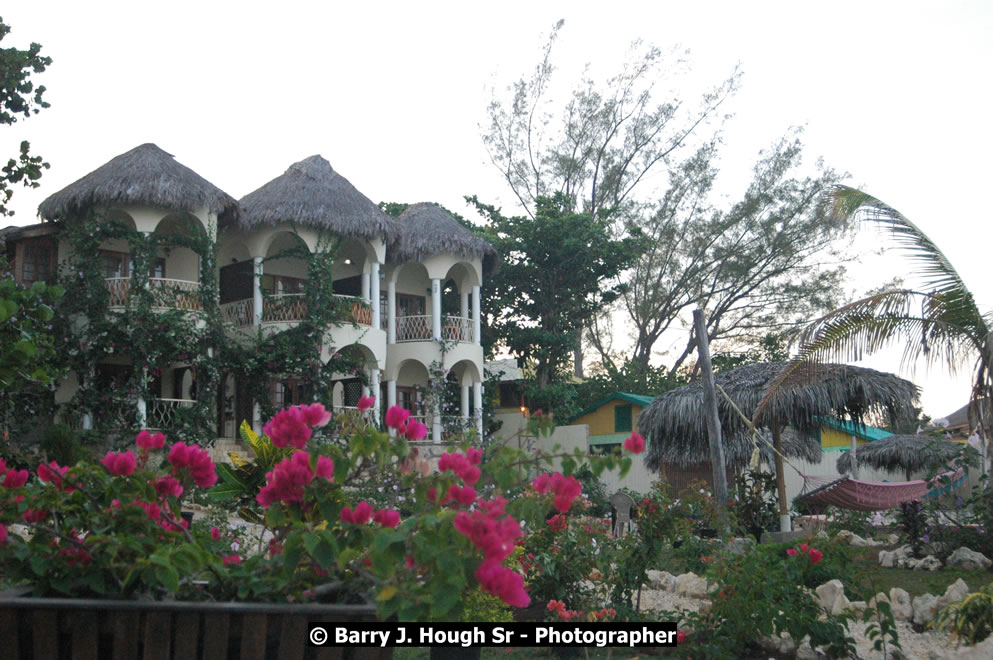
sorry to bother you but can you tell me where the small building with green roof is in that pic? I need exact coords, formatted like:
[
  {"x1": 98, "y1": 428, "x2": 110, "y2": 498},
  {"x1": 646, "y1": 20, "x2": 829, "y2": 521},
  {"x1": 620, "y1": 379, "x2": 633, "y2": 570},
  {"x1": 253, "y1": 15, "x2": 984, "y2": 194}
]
[{"x1": 569, "y1": 393, "x2": 655, "y2": 451}]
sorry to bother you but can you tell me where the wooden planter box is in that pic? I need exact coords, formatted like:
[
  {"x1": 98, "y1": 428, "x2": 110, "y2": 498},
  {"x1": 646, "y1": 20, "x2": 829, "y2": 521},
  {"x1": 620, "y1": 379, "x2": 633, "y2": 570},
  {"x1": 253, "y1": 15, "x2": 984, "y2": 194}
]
[{"x1": 0, "y1": 588, "x2": 392, "y2": 660}]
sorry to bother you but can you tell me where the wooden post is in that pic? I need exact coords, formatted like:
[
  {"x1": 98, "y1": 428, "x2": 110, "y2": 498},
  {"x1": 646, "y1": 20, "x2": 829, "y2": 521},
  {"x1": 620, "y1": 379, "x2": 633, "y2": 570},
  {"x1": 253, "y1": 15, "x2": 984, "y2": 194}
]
[
  {"x1": 692, "y1": 309, "x2": 729, "y2": 517},
  {"x1": 850, "y1": 435, "x2": 859, "y2": 479},
  {"x1": 773, "y1": 425, "x2": 791, "y2": 532}
]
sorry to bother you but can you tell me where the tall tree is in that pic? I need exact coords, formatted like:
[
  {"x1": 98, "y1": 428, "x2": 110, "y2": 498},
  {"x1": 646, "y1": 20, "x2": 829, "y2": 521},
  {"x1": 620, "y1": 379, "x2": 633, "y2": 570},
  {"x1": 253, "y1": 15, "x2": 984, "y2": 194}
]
[
  {"x1": 470, "y1": 193, "x2": 640, "y2": 400},
  {"x1": 0, "y1": 17, "x2": 51, "y2": 217},
  {"x1": 594, "y1": 131, "x2": 852, "y2": 382}
]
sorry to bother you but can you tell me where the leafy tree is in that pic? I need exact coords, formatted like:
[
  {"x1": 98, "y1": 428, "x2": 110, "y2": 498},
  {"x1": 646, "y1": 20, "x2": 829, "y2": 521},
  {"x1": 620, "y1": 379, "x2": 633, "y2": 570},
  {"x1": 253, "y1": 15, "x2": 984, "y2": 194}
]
[
  {"x1": 0, "y1": 17, "x2": 51, "y2": 217},
  {"x1": 775, "y1": 186, "x2": 992, "y2": 467},
  {"x1": 470, "y1": 193, "x2": 641, "y2": 406},
  {"x1": 590, "y1": 131, "x2": 852, "y2": 381}
]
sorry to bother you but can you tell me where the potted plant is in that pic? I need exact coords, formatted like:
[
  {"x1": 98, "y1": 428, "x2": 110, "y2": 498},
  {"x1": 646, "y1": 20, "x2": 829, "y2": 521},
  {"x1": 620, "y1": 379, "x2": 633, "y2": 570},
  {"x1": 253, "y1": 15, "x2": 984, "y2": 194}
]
[{"x1": 0, "y1": 402, "x2": 636, "y2": 658}]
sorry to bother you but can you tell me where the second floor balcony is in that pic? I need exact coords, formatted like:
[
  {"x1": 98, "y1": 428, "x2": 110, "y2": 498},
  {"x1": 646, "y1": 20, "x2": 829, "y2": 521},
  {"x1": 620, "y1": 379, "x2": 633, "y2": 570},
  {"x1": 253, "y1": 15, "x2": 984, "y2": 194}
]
[
  {"x1": 220, "y1": 294, "x2": 373, "y2": 328},
  {"x1": 106, "y1": 277, "x2": 202, "y2": 311}
]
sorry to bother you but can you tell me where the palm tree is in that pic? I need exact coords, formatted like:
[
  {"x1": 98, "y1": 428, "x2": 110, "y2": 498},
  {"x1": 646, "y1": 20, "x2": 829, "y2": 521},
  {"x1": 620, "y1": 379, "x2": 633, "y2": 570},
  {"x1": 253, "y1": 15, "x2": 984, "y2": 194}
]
[{"x1": 757, "y1": 185, "x2": 991, "y2": 473}]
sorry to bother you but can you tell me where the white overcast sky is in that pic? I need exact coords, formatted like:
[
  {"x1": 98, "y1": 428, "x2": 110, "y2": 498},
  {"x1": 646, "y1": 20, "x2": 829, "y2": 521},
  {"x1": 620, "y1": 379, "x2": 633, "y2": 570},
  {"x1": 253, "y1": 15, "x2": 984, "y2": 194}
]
[{"x1": 2, "y1": 1, "x2": 991, "y2": 419}]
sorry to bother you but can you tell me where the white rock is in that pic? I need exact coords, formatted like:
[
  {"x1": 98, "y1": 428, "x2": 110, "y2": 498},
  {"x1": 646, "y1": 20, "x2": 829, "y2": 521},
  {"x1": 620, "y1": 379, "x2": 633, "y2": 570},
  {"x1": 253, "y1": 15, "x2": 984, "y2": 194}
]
[
  {"x1": 815, "y1": 579, "x2": 846, "y2": 613},
  {"x1": 879, "y1": 549, "x2": 899, "y2": 568},
  {"x1": 831, "y1": 592, "x2": 852, "y2": 616},
  {"x1": 868, "y1": 592, "x2": 889, "y2": 610},
  {"x1": 933, "y1": 632, "x2": 993, "y2": 659},
  {"x1": 836, "y1": 529, "x2": 854, "y2": 543},
  {"x1": 848, "y1": 600, "x2": 867, "y2": 613},
  {"x1": 886, "y1": 533, "x2": 900, "y2": 545},
  {"x1": 816, "y1": 530, "x2": 829, "y2": 539},
  {"x1": 914, "y1": 555, "x2": 943, "y2": 571},
  {"x1": 939, "y1": 578, "x2": 970, "y2": 607},
  {"x1": 946, "y1": 546, "x2": 992, "y2": 571},
  {"x1": 913, "y1": 593, "x2": 941, "y2": 625},
  {"x1": 796, "y1": 640, "x2": 820, "y2": 660},
  {"x1": 646, "y1": 570, "x2": 676, "y2": 591},
  {"x1": 848, "y1": 533, "x2": 881, "y2": 547},
  {"x1": 726, "y1": 537, "x2": 755, "y2": 555},
  {"x1": 675, "y1": 572, "x2": 709, "y2": 599},
  {"x1": 889, "y1": 587, "x2": 913, "y2": 621}
]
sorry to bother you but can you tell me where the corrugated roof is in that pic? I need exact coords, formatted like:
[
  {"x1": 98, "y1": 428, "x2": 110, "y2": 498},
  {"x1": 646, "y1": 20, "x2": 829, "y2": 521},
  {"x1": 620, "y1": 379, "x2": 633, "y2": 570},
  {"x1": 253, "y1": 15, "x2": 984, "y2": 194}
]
[
  {"x1": 570, "y1": 392, "x2": 655, "y2": 423},
  {"x1": 819, "y1": 417, "x2": 893, "y2": 442}
]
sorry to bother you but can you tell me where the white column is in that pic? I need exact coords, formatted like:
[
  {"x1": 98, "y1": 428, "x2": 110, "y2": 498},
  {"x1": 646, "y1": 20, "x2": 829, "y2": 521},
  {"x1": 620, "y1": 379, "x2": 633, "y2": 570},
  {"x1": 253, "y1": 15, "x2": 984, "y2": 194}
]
[
  {"x1": 371, "y1": 263, "x2": 381, "y2": 330},
  {"x1": 370, "y1": 367, "x2": 381, "y2": 421},
  {"x1": 432, "y1": 410, "x2": 442, "y2": 444},
  {"x1": 387, "y1": 278, "x2": 396, "y2": 344},
  {"x1": 460, "y1": 292, "x2": 469, "y2": 319},
  {"x1": 461, "y1": 385, "x2": 470, "y2": 422},
  {"x1": 471, "y1": 285, "x2": 481, "y2": 346},
  {"x1": 387, "y1": 379, "x2": 397, "y2": 408},
  {"x1": 137, "y1": 398, "x2": 147, "y2": 428},
  {"x1": 361, "y1": 267, "x2": 370, "y2": 302},
  {"x1": 473, "y1": 381, "x2": 483, "y2": 438},
  {"x1": 253, "y1": 256, "x2": 264, "y2": 326},
  {"x1": 253, "y1": 402, "x2": 261, "y2": 434},
  {"x1": 431, "y1": 278, "x2": 442, "y2": 340}
]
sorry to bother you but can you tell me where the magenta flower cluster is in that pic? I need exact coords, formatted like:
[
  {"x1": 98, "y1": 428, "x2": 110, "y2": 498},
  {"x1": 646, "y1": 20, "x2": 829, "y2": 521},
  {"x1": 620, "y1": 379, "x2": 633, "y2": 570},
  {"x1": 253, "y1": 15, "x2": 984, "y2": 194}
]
[
  {"x1": 453, "y1": 497, "x2": 529, "y2": 607},
  {"x1": 531, "y1": 471, "x2": 583, "y2": 513},
  {"x1": 263, "y1": 403, "x2": 333, "y2": 449},
  {"x1": 384, "y1": 405, "x2": 428, "y2": 441},
  {"x1": 257, "y1": 451, "x2": 334, "y2": 508}
]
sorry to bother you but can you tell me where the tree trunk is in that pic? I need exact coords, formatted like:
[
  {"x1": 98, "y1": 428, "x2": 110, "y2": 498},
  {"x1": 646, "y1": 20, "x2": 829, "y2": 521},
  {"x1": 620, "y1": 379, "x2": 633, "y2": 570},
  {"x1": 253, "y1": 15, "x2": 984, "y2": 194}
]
[
  {"x1": 773, "y1": 425, "x2": 791, "y2": 532},
  {"x1": 693, "y1": 309, "x2": 729, "y2": 527}
]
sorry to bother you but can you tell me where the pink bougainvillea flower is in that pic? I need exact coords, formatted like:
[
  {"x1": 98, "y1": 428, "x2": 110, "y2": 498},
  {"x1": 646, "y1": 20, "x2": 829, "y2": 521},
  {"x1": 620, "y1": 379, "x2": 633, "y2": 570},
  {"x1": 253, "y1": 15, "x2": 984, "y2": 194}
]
[
  {"x1": 786, "y1": 548, "x2": 798, "y2": 556},
  {"x1": 314, "y1": 455, "x2": 334, "y2": 480},
  {"x1": 37, "y1": 461, "x2": 73, "y2": 491},
  {"x1": 263, "y1": 407, "x2": 312, "y2": 449},
  {"x1": 356, "y1": 395, "x2": 375, "y2": 412},
  {"x1": 222, "y1": 554, "x2": 242, "y2": 566},
  {"x1": 256, "y1": 452, "x2": 328, "y2": 509},
  {"x1": 549, "y1": 473, "x2": 583, "y2": 513},
  {"x1": 404, "y1": 419, "x2": 428, "y2": 441},
  {"x1": 210, "y1": 527, "x2": 221, "y2": 541},
  {"x1": 809, "y1": 549, "x2": 823, "y2": 565},
  {"x1": 135, "y1": 430, "x2": 166, "y2": 451},
  {"x1": 138, "y1": 501, "x2": 162, "y2": 521},
  {"x1": 475, "y1": 558, "x2": 530, "y2": 608},
  {"x1": 676, "y1": 631, "x2": 688, "y2": 644},
  {"x1": 340, "y1": 500, "x2": 373, "y2": 525},
  {"x1": 0, "y1": 523, "x2": 7, "y2": 544},
  {"x1": 372, "y1": 508, "x2": 401, "y2": 529},
  {"x1": 2, "y1": 467, "x2": 29, "y2": 489},
  {"x1": 22, "y1": 508, "x2": 47, "y2": 524},
  {"x1": 532, "y1": 473, "x2": 552, "y2": 494},
  {"x1": 384, "y1": 405, "x2": 411, "y2": 430},
  {"x1": 301, "y1": 403, "x2": 332, "y2": 428},
  {"x1": 154, "y1": 476, "x2": 184, "y2": 498},
  {"x1": 102, "y1": 451, "x2": 137, "y2": 476},
  {"x1": 466, "y1": 447, "x2": 483, "y2": 465},
  {"x1": 168, "y1": 442, "x2": 218, "y2": 488},
  {"x1": 799, "y1": 542, "x2": 809, "y2": 552},
  {"x1": 623, "y1": 432, "x2": 646, "y2": 454}
]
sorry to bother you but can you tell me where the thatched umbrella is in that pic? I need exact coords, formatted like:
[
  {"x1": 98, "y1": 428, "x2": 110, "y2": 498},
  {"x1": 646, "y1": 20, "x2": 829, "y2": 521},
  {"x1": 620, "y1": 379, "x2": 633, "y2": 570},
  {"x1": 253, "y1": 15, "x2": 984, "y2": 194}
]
[
  {"x1": 39, "y1": 143, "x2": 239, "y2": 222},
  {"x1": 639, "y1": 362, "x2": 919, "y2": 529},
  {"x1": 238, "y1": 155, "x2": 399, "y2": 241},
  {"x1": 837, "y1": 435, "x2": 968, "y2": 480},
  {"x1": 389, "y1": 203, "x2": 497, "y2": 272}
]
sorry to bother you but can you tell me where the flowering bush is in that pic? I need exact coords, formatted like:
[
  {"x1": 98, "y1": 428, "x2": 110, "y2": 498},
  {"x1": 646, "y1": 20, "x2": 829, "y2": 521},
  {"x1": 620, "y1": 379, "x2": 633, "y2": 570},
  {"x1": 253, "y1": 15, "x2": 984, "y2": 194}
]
[{"x1": 1, "y1": 402, "x2": 634, "y2": 622}]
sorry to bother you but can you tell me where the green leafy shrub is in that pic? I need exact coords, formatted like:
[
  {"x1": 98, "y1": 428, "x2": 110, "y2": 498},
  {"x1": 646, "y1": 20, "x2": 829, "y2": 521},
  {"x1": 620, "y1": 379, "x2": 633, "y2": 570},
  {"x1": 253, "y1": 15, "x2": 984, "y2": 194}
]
[
  {"x1": 39, "y1": 423, "x2": 84, "y2": 466},
  {"x1": 732, "y1": 469, "x2": 778, "y2": 540},
  {"x1": 935, "y1": 581, "x2": 993, "y2": 646}
]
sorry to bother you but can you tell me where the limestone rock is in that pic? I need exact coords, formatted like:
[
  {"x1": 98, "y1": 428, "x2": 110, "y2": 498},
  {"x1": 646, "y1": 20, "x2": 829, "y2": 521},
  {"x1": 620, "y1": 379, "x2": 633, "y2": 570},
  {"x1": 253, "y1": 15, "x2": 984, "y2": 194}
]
[
  {"x1": 795, "y1": 639, "x2": 821, "y2": 660},
  {"x1": 913, "y1": 593, "x2": 940, "y2": 625},
  {"x1": 932, "y1": 632, "x2": 993, "y2": 659},
  {"x1": 914, "y1": 555, "x2": 943, "y2": 571},
  {"x1": 848, "y1": 600, "x2": 867, "y2": 613},
  {"x1": 889, "y1": 587, "x2": 913, "y2": 621},
  {"x1": 646, "y1": 570, "x2": 676, "y2": 591},
  {"x1": 836, "y1": 529, "x2": 854, "y2": 543},
  {"x1": 726, "y1": 537, "x2": 756, "y2": 555},
  {"x1": 946, "y1": 546, "x2": 992, "y2": 571},
  {"x1": 816, "y1": 530, "x2": 829, "y2": 539},
  {"x1": 815, "y1": 579, "x2": 845, "y2": 613},
  {"x1": 848, "y1": 532, "x2": 881, "y2": 547},
  {"x1": 675, "y1": 572, "x2": 709, "y2": 599},
  {"x1": 939, "y1": 578, "x2": 970, "y2": 607},
  {"x1": 886, "y1": 533, "x2": 900, "y2": 545}
]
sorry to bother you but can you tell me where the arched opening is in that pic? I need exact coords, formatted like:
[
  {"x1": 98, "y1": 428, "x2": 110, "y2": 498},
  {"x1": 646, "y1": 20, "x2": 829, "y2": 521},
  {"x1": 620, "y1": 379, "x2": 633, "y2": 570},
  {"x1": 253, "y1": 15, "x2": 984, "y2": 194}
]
[
  {"x1": 327, "y1": 344, "x2": 376, "y2": 411},
  {"x1": 395, "y1": 359, "x2": 431, "y2": 422},
  {"x1": 262, "y1": 232, "x2": 309, "y2": 324},
  {"x1": 393, "y1": 262, "x2": 431, "y2": 341}
]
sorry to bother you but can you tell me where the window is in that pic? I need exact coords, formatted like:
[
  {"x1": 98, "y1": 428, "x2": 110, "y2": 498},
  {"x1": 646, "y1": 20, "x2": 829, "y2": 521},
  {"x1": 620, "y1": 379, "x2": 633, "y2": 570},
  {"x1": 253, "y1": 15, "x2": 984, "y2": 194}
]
[
  {"x1": 397, "y1": 294, "x2": 426, "y2": 316},
  {"x1": 20, "y1": 240, "x2": 55, "y2": 284},
  {"x1": 272, "y1": 378, "x2": 311, "y2": 407},
  {"x1": 498, "y1": 382, "x2": 523, "y2": 409},
  {"x1": 102, "y1": 251, "x2": 129, "y2": 279},
  {"x1": 262, "y1": 274, "x2": 306, "y2": 295},
  {"x1": 398, "y1": 386, "x2": 420, "y2": 416},
  {"x1": 614, "y1": 404, "x2": 633, "y2": 432}
]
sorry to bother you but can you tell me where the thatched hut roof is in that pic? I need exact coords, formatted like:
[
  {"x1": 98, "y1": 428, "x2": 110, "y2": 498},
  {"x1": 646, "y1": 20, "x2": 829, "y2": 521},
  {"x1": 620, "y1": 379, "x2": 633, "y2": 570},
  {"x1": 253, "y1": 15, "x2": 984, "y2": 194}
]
[
  {"x1": 836, "y1": 435, "x2": 971, "y2": 475},
  {"x1": 389, "y1": 203, "x2": 497, "y2": 271},
  {"x1": 639, "y1": 362, "x2": 919, "y2": 470},
  {"x1": 237, "y1": 156, "x2": 398, "y2": 241},
  {"x1": 38, "y1": 143, "x2": 239, "y2": 221}
]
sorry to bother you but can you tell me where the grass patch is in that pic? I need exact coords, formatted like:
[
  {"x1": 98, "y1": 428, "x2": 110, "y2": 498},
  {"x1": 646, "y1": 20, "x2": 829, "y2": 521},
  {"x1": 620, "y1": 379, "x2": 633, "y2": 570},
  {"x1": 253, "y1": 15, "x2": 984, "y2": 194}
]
[{"x1": 842, "y1": 546, "x2": 993, "y2": 598}]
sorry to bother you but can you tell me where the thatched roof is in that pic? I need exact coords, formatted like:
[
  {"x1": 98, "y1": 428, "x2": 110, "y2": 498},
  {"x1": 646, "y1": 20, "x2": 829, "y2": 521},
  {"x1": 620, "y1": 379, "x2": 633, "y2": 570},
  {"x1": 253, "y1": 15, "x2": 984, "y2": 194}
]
[
  {"x1": 38, "y1": 144, "x2": 239, "y2": 221},
  {"x1": 836, "y1": 435, "x2": 971, "y2": 475},
  {"x1": 237, "y1": 156, "x2": 398, "y2": 241},
  {"x1": 639, "y1": 362, "x2": 919, "y2": 470},
  {"x1": 389, "y1": 203, "x2": 497, "y2": 271}
]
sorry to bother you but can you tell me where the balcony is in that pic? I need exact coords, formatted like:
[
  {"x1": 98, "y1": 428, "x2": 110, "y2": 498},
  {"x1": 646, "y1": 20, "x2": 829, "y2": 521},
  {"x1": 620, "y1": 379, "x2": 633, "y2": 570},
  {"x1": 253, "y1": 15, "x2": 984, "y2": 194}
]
[
  {"x1": 106, "y1": 277, "x2": 202, "y2": 311},
  {"x1": 145, "y1": 398, "x2": 197, "y2": 431},
  {"x1": 395, "y1": 315, "x2": 473, "y2": 343},
  {"x1": 219, "y1": 294, "x2": 373, "y2": 328}
]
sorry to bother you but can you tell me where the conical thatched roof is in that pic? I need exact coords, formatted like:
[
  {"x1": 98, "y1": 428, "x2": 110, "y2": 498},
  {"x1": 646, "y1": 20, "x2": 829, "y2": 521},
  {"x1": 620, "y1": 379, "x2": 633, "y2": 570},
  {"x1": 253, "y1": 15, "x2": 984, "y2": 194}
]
[
  {"x1": 836, "y1": 435, "x2": 972, "y2": 475},
  {"x1": 389, "y1": 203, "x2": 497, "y2": 271},
  {"x1": 238, "y1": 156, "x2": 398, "y2": 241},
  {"x1": 38, "y1": 143, "x2": 239, "y2": 221},
  {"x1": 639, "y1": 362, "x2": 919, "y2": 470}
]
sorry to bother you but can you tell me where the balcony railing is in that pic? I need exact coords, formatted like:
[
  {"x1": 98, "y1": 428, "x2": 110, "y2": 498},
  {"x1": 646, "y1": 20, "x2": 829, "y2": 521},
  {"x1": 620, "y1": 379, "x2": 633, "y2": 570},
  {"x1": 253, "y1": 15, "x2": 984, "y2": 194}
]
[
  {"x1": 396, "y1": 315, "x2": 473, "y2": 343},
  {"x1": 146, "y1": 398, "x2": 196, "y2": 431},
  {"x1": 221, "y1": 298, "x2": 254, "y2": 327},
  {"x1": 105, "y1": 277, "x2": 202, "y2": 311},
  {"x1": 333, "y1": 295, "x2": 372, "y2": 326},
  {"x1": 262, "y1": 293, "x2": 306, "y2": 323}
]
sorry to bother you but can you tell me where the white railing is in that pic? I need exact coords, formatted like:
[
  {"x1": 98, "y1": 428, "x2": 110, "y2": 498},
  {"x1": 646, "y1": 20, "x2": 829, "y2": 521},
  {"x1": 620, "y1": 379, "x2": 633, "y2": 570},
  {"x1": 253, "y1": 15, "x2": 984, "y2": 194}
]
[
  {"x1": 150, "y1": 278, "x2": 202, "y2": 310},
  {"x1": 105, "y1": 277, "x2": 201, "y2": 311},
  {"x1": 221, "y1": 298, "x2": 254, "y2": 327},
  {"x1": 106, "y1": 277, "x2": 131, "y2": 308},
  {"x1": 332, "y1": 294, "x2": 372, "y2": 326},
  {"x1": 442, "y1": 315, "x2": 473, "y2": 343},
  {"x1": 146, "y1": 398, "x2": 196, "y2": 430},
  {"x1": 396, "y1": 315, "x2": 432, "y2": 342},
  {"x1": 262, "y1": 294, "x2": 306, "y2": 323}
]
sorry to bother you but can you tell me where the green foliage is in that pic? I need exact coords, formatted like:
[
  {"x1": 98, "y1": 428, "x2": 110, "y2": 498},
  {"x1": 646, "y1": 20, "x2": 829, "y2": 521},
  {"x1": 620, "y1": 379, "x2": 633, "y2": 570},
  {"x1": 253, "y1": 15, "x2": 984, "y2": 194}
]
[
  {"x1": 39, "y1": 423, "x2": 83, "y2": 466},
  {"x1": 897, "y1": 499, "x2": 929, "y2": 558},
  {"x1": 470, "y1": 193, "x2": 642, "y2": 395},
  {"x1": 732, "y1": 469, "x2": 778, "y2": 540},
  {"x1": 572, "y1": 362, "x2": 685, "y2": 414},
  {"x1": 570, "y1": 464, "x2": 608, "y2": 516},
  {"x1": 0, "y1": 268, "x2": 64, "y2": 391},
  {"x1": 0, "y1": 17, "x2": 51, "y2": 217},
  {"x1": 935, "y1": 581, "x2": 993, "y2": 646},
  {"x1": 861, "y1": 583, "x2": 902, "y2": 658}
]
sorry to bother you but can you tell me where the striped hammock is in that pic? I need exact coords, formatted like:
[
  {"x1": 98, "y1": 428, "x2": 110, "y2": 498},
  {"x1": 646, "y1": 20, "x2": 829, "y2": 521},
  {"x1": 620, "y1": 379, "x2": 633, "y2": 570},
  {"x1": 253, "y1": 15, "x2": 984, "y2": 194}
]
[{"x1": 796, "y1": 468, "x2": 967, "y2": 511}]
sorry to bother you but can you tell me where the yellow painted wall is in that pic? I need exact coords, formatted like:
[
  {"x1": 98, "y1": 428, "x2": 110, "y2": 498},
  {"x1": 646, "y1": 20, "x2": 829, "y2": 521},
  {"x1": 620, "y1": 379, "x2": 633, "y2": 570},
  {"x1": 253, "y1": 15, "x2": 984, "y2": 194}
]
[
  {"x1": 574, "y1": 400, "x2": 645, "y2": 436},
  {"x1": 820, "y1": 427, "x2": 870, "y2": 448}
]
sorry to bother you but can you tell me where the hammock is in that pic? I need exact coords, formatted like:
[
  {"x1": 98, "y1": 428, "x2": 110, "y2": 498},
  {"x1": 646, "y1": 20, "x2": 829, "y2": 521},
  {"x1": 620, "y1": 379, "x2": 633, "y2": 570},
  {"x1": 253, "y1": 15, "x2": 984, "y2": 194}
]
[{"x1": 795, "y1": 468, "x2": 967, "y2": 511}]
